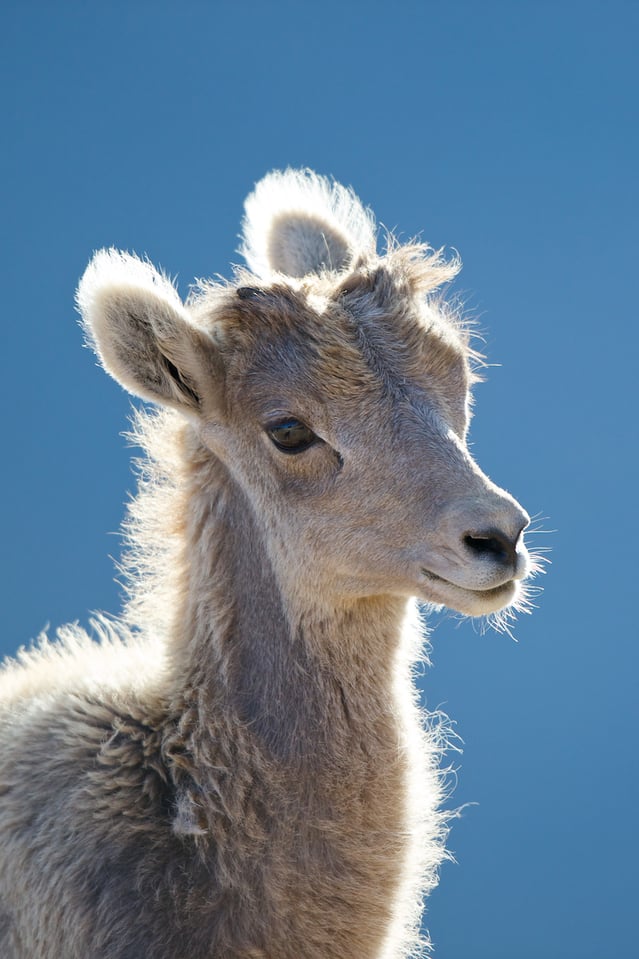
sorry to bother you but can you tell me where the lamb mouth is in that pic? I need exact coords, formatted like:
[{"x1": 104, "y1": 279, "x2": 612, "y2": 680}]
[{"x1": 421, "y1": 568, "x2": 515, "y2": 600}]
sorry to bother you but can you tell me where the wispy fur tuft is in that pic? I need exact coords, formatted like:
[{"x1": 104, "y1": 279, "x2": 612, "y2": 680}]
[{"x1": 119, "y1": 407, "x2": 191, "y2": 641}]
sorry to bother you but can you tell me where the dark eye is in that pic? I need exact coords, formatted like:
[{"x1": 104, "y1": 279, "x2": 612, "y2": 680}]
[{"x1": 267, "y1": 418, "x2": 318, "y2": 454}]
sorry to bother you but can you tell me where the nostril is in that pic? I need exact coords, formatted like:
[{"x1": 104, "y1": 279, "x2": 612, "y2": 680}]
[{"x1": 464, "y1": 530, "x2": 516, "y2": 565}]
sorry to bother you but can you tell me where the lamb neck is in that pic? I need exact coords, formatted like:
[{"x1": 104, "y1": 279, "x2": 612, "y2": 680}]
[{"x1": 164, "y1": 445, "x2": 410, "y2": 766}]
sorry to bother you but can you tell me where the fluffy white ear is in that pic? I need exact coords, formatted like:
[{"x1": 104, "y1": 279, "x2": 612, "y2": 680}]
[
  {"x1": 77, "y1": 249, "x2": 215, "y2": 413},
  {"x1": 240, "y1": 169, "x2": 376, "y2": 279}
]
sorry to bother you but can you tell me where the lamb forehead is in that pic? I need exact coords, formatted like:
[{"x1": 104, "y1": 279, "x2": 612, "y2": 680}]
[{"x1": 204, "y1": 283, "x2": 468, "y2": 415}]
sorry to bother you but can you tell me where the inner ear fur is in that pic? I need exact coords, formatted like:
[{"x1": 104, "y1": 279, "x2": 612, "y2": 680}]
[
  {"x1": 77, "y1": 249, "x2": 219, "y2": 413},
  {"x1": 241, "y1": 169, "x2": 376, "y2": 279}
]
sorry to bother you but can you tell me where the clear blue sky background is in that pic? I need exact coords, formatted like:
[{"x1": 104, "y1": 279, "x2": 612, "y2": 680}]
[{"x1": 1, "y1": 2, "x2": 637, "y2": 957}]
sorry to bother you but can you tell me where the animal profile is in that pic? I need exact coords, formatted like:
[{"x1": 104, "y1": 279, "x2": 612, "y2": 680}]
[{"x1": 0, "y1": 169, "x2": 534, "y2": 958}]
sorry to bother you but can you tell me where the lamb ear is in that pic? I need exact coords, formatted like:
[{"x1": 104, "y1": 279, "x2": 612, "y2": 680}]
[
  {"x1": 77, "y1": 250, "x2": 216, "y2": 413},
  {"x1": 240, "y1": 169, "x2": 376, "y2": 279}
]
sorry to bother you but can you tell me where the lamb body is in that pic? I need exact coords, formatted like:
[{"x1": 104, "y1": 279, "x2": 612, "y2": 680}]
[{"x1": 0, "y1": 170, "x2": 533, "y2": 958}]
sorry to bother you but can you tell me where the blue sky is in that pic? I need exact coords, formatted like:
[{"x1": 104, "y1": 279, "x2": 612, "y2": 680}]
[{"x1": 1, "y1": 2, "x2": 637, "y2": 956}]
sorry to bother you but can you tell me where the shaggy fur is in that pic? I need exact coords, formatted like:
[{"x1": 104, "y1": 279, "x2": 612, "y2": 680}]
[{"x1": 0, "y1": 170, "x2": 533, "y2": 958}]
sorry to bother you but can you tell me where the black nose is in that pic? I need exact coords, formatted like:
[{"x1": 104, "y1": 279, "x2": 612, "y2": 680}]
[{"x1": 463, "y1": 527, "x2": 522, "y2": 567}]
